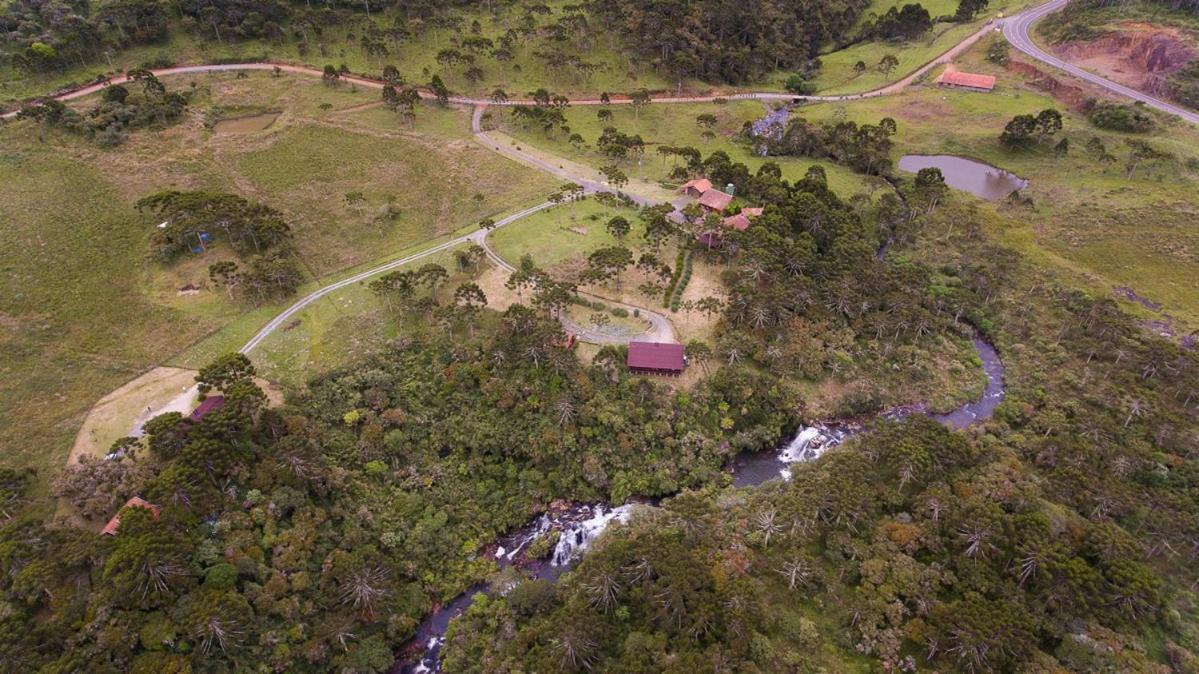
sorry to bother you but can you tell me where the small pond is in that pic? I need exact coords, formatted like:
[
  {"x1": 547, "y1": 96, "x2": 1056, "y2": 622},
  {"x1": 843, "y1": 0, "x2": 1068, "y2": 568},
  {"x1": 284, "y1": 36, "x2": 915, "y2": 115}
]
[
  {"x1": 898, "y1": 154, "x2": 1028, "y2": 200},
  {"x1": 213, "y1": 112, "x2": 280, "y2": 134}
]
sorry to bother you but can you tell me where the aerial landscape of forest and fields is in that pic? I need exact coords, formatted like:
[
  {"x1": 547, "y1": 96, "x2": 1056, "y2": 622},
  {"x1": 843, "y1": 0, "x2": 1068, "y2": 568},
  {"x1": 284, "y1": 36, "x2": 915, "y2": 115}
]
[{"x1": 1, "y1": 0, "x2": 1198, "y2": 671}]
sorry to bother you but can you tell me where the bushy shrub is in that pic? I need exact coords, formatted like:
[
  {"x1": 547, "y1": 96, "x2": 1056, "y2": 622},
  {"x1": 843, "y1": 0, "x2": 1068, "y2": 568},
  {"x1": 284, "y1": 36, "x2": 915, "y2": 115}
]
[{"x1": 1089, "y1": 102, "x2": 1155, "y2": 133}]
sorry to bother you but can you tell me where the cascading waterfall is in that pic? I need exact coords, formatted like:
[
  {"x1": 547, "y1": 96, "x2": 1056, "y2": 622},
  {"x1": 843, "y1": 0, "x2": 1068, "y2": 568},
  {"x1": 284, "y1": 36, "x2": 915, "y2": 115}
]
[
  {"x1": 398, "y1": 333, "x2": 1004, "y2": 674},
  {"x1": 550, "y1": 505, "x2": 635, "y2": 566},
  {"x1": 776, "y1": 425, "x2": 843, "y2": 479}
]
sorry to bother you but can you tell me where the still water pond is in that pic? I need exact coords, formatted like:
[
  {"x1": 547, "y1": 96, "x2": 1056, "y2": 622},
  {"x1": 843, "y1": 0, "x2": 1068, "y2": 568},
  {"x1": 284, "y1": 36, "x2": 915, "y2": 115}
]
[{"x1": 898, "y1": 154, "x2": 1027, "y2": 200}]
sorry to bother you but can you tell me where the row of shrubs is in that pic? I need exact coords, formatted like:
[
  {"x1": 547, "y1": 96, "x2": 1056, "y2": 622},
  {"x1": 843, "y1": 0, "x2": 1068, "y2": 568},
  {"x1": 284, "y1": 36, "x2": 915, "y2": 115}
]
[
  {"x1": 665, "y1": 247, "x2": 694, "y2": 312},
  {"x1": 570, "y1": 296, "x2": 636, "y2": 319}
]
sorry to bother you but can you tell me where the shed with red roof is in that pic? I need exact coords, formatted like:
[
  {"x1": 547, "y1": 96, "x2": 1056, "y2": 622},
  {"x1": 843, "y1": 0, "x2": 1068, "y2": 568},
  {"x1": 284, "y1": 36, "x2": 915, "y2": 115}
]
[
  {"x1": 936, "y1": 70, "x2": 996, "y2": 92},
  {"x1": 627, "y1": 341, "x2": 685, "y2": 375},
  {"x1": 680, "y1": 178, "x2": 713, "y2": 198},
  {"x1": 189, "y1": 396, "x2": 225, "y2": 423}
]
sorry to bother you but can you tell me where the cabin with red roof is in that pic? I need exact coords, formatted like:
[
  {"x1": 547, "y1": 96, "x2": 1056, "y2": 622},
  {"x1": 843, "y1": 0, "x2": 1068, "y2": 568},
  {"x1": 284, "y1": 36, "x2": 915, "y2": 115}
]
[
  {"x1": 550, "y1": 331, "x2": 577, "y2": 349},
  {"x1": 936, "y1": 70, "x2": 995, "y2": 92},
  {"x1": 627, "y1": 341, "x2": 686, "y2": 376},
  {"x1": 101, "y1": 496, "x2": 161, "y2": 536},
  {"x1": 697, "y1": 189, "x2": 734, "y2": 213},
  {"x1": 722, "y1": 213, "x2": 751, "y2": 231},
  {"x1": 679, "y1": 178, "x2": 713, "y2": 198}
]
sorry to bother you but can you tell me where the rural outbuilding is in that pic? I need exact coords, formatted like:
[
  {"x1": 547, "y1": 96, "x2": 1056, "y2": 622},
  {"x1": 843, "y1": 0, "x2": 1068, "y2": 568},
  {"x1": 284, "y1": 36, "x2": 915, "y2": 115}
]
[
  {"x1": 101, "y1": 496, "x2": 161, "y2": 536},
  {"x1": 627, "y1": 341, "x2": 686, "y2": 375},
  {"x1": 680, "y1": 178, "x2": 713, "y2": 198},
  {"x1": 189, "y1": 395, "x2": 225, "y2": 423},
  {"x1": 697, "y1": 189, "x2": 734, "y2": 213},
  {"x1": 936, "y1": 70, "x2": 996, "y2": 92}
]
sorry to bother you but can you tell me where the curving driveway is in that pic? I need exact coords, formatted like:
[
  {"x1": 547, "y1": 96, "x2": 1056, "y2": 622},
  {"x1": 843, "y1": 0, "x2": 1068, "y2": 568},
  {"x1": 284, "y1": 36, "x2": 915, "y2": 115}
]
[
  {"x1": 1003, "y1": 0, "x2": 1199, "y2": 125},
  {"x1": 10, "y1": 0, "x2": 1196, "y2": 357},
  {"x1": 468, "y1": 210, "x2": 676, "y2": 345},
  {"x1": 239, "y1": 202, "x2": 553, "y2": 354}
]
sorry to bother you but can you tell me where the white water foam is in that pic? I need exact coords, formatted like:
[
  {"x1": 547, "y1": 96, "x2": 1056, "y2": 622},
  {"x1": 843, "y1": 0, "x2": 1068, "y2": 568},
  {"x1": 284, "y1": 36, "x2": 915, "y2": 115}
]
[
  {"x1": 551, "y1": 505, "x2": 634, "y2": 566},
  {"x1": 777, "y1": 426, "x2": 840, "y2": 480},
  {"x1": 412, "y1": 637, "x2": 443, "y2": 673}
]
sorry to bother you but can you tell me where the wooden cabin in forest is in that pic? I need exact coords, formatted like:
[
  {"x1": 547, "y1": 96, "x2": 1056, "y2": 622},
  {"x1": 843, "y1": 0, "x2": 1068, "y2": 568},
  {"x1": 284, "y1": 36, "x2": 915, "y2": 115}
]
[{"x1": 627, "y1": 341, "x2": 685, "y2": 375}]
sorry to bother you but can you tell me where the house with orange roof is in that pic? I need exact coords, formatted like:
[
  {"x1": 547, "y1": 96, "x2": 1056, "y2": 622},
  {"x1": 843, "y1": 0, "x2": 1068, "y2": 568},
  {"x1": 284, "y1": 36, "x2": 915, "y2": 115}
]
[
  {"x1": 679, "y1": 178, "x2": 713, "y2": 198},
  {"x1": 936, "y1": 70, "x2": 995, "y2": 92},
  {"x1": 697, "y1": 189, "x2": 734, "y2": 213},
  {"x1": 101, "y1": 496, "x2": 161, "y2": 536}
]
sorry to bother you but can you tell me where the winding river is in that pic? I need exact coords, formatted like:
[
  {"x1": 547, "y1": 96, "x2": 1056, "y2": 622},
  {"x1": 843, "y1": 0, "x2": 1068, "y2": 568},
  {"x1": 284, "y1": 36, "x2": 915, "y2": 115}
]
[{"x1": 394, "y1": 332, "x2": 1005, "y2": 673}]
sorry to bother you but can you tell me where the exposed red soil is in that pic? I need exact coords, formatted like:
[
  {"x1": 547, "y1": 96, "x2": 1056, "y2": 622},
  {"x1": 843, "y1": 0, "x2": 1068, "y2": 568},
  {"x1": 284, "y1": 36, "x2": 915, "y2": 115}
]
[
  {"x1": 1054, "y1": 22, "x2": 1197, "y2": 97},
  {"x1": 1006, "y1": 58, "x2": 1098, "y2": 112}
]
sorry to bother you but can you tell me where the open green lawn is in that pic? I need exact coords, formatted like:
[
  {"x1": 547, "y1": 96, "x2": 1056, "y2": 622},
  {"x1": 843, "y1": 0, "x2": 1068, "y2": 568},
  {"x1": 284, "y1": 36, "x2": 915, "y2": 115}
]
[
  {"x1": 803, "y1": 0, "x2": 1026, "y2": 94},
  {"x1": 797, "y1": 43, "x2": 1199, "y2": 329},
  {"x1": 0, "y1": 0, "x2": 676, "y2": 109},
  {"x1": 488, "y1": 198, "x2": 645, "y2": 272},
  {"x1": 494, "y1": 100, "x2": 879, "y2": 200},
  {"x1": 245, "y1": 248, "x2": 478, "y2": 390},
  {"x1": 0, "y1": 70, "x2": 554, "y2": 478}
]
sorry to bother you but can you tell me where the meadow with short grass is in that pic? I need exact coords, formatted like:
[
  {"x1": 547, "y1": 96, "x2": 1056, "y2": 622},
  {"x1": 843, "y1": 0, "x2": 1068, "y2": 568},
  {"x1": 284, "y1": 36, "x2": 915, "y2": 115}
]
[
  {"x1": 0, "y1": 69, "x2": 553, "y2": 477},
  {"x1": 492, "y1": 100, "x2": 878, "y2": 197},
  {"x1": 803, "y1": 48, "x2": 1199, "y2": 329}
]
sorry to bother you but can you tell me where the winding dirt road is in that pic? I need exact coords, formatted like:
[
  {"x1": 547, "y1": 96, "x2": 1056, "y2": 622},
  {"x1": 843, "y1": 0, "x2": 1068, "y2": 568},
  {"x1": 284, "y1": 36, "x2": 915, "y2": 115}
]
[
  {"x1": 11, "y1": 0, "x2": 1194, "y2": 122},
  {"x1": 11, "y1": 0, "x2": 1194, "y2": 357}
]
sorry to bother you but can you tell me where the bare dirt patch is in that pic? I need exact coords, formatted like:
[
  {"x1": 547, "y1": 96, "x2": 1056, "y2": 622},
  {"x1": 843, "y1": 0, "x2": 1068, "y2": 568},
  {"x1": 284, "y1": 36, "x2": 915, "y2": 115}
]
[
  {"x1": 69, "y1": 367, "x2": 197, "y2": 465},
  {"x1": 1007, "y1": 59, "x2": 1098, "y2": 112},
  {"x1": 1054, "y1": 22, "x2": 1197, "y2": 97},
  {"x1": 474, "y1": 262, "x2": 523, "y2": 312},
  {"x1": 69, "y1": 368, "x2": 284, "y2": 467}
]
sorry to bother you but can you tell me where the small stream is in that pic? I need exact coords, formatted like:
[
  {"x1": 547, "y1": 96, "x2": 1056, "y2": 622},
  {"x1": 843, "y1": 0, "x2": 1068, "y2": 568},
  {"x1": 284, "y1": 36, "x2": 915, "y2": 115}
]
[
  {"x1": 394, "y1": 333, "x2": 1005, "y2": 673},
  {"x1": 750, "y1": 104, "x2": 790, "y2": 155}
]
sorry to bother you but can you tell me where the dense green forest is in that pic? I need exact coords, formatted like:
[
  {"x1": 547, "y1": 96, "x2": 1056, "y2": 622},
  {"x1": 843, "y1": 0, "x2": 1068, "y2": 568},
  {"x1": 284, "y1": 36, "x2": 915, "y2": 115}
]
[
  {"x1": 1, "y1": 139, "x2": 1197, "y2": 673},
  {"x1": 0, "y1": 0, "x2": 859, "y2": 83}
]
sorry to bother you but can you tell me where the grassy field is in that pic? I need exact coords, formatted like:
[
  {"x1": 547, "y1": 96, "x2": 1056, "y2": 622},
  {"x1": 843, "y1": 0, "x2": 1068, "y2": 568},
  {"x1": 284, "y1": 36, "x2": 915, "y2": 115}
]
[
  {"x1": 488, "y1": 198, "x2": 645, "y2": 272},
  {"x1": 494, "y1": 100, "x2": 879, "y2": 199},
  {"x1": 803, "y1": 0, "x2": 1027, "y2": 94},
  {"x1": 797, "y1": 42, "x2": 1199, "y2": 331},
  {"x1": 245, "y1": 248, "x2": 473, "y2": 389},
  {"x1": 0, "y1": 0, "x2": 677, "y2": 108},
  {"x1": 0, "y1": 70, "x2": 555, "y2": 479}
]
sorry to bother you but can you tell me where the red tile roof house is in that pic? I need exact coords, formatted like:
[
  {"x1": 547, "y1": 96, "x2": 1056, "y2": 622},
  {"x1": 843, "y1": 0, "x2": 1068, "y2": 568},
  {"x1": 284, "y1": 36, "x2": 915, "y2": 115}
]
[
  {"x1": 627, "y1": 341, "x2": 686, "y2": 376},
  {"x1": 697, "y1": 188, "x2": 734, "y2": 213},
  {"x1": 701, "y1": 207, "x2": 764, "y2": 248},
  {"x1": 936, "y1": 70, "x2": 996, "y2": 92},
  {"x1": 679, "y1": 178, "x2": 713, "y2": 198},
  {"x1": 101, "y1": 496, "x2": 161, "y2": 535}
]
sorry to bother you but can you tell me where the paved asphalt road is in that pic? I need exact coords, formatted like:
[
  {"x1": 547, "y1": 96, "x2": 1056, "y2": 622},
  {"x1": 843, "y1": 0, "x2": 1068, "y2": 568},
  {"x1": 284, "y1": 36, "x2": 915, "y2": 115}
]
[{"x1": 1003, "y1": 0, "x2": 1199, "y2": 125}]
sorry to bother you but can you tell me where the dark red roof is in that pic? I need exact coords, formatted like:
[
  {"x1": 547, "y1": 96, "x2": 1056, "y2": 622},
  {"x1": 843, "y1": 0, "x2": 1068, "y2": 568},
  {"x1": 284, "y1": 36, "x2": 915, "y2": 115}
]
[
  {"x1": 189, "y1": 396, "x2": 225, "y2": 422},
  {"x1": 627, "y1": 341, "x2": 685, "y2": 372}
]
